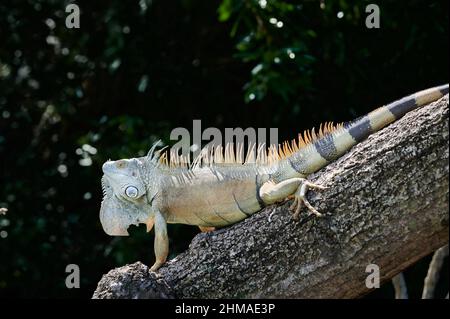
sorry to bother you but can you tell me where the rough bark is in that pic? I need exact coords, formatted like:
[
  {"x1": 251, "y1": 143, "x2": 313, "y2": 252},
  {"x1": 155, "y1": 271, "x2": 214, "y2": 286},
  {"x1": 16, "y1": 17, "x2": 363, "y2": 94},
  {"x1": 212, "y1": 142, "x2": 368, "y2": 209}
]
[{"x1": 93, "y1": 95, "x2": 449, "y2": 299}]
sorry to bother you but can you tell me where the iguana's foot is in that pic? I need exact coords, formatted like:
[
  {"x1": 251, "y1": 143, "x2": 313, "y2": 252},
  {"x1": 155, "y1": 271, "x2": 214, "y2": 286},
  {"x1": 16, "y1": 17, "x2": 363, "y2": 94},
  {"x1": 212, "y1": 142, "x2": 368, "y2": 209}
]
[
  {"x1": 289, "y1": 180, "x2": 327, "y2": 220},
  {"x1": 150, "y1": 260, "x2": 164, "y2": 272},
  {"x1": 259, "y1": 177, "x2": 327, "y2": 220},
  {"x1": 198, "y1": 226, "x2": 216, "y2": 232}
]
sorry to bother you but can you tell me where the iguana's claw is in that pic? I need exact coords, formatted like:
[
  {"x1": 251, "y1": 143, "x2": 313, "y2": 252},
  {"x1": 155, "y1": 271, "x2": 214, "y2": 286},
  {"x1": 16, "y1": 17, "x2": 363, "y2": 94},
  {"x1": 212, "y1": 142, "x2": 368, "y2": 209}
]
[{"x1": 289, "y1": 180, "x2": 327, "y2": 220}]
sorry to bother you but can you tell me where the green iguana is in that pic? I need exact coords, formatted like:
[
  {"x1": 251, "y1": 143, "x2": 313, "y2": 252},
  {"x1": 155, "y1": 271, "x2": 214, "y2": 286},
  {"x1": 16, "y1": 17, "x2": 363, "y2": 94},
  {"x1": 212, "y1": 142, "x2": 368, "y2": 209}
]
[{"x1": 100, "y1": 84, "x2": 449, "y2": 271}]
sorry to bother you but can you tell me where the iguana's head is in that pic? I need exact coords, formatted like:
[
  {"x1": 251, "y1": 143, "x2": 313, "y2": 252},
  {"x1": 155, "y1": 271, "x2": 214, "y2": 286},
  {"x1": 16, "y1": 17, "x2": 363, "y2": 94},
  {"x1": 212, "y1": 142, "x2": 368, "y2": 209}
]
[{"x1": 100, "y1": 158, "x2": 152, "y2": 236}]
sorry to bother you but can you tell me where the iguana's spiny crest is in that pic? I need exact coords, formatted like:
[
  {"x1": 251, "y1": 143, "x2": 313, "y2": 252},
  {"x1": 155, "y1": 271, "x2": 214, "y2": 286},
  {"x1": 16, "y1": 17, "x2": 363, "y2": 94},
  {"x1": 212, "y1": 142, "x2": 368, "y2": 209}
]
[{"x1": 155, "y1": 121, "x2": 344, "y2": 169}]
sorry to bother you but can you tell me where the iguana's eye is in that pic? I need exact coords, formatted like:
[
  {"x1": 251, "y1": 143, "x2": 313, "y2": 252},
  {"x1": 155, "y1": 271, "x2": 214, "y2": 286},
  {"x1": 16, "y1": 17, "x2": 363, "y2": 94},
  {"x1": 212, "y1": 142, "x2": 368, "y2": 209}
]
[{"x1": 125, "y1": 186, "x2": 139, "y2": 198}]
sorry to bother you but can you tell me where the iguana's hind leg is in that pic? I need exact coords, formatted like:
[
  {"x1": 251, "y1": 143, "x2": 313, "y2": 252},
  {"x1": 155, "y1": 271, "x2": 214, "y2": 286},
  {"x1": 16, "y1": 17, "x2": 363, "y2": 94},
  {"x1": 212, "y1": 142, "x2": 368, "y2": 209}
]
[
  {"x1": 289, "y1": 180, "x2": 327, "y2": 220},
  {"x1": 259, "y1": 178, "x2": 326, "y2": 220},
  {"x1": 150, "y1": 211, "x2": 169, "y2": 272}
]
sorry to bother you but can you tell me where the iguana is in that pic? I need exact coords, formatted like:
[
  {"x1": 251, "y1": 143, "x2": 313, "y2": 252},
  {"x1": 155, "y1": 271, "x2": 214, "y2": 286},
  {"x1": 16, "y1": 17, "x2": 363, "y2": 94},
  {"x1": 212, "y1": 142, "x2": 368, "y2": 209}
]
[{"x1": 99, "y1": 84, "x2": 449, "y2": 271}]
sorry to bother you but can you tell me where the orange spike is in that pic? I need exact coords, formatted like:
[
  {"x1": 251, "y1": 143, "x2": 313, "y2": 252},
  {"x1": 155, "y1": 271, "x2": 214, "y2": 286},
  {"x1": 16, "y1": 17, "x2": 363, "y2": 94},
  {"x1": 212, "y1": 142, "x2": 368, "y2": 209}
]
[
  {"x1": 312, "y1": 127, "x2": 317, "y2": 140},
  {"x1": 298, "y1": 133, "x2": 306, "y2": 148},
  {"x1": 326, "y1": 122, "x2": 332, "y2": 134},
  {"x1": 284, "y1": 145, "x2": 290, "y2": 157},
  {"x1": 286, "y1": 141, "x2": 293, "y2": 155},
  {"x1": 282, "y1": 142, "x2": 288, "y2": 156},
  {"x1": 270, "y1": 145, "x2": 279, "y2": 161},
  {"x1": 278, "y1": 145, "x2": 285, "y2": 159},
  {"x1": 291, "y1": 139, "x2": 298, "y2": 152},
  {"x1": 305, "y1": 129, "x2": 311, "y2": 144},
  {"x1": 325, "y1": 121, "x2": 331, "y2": 134}
]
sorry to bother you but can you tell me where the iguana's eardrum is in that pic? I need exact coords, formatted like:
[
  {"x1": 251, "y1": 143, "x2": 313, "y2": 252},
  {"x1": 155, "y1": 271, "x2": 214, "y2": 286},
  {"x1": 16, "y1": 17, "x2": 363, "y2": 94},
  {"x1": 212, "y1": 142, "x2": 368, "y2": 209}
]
[{"x1": 99, "y1": 84, "x2": 449, "y2": 271}]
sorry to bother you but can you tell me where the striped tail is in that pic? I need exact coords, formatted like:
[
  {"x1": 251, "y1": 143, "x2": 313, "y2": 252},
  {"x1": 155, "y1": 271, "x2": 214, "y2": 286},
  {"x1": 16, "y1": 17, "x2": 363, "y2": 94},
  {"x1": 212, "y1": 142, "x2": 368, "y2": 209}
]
[
  {"x1": 345, "y1": 84, "x2": 449, "y2": 143},
  {"x1": 285, "y1": 84, "x2": 449, "y2": 177}
]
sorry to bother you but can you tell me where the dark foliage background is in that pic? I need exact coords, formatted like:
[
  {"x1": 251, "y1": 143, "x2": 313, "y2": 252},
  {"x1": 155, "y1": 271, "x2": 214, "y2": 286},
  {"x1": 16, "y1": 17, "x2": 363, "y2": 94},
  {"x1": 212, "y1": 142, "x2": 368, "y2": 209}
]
[{"x1": 0, "y1": 0, "x2": 448, "y2": 298}]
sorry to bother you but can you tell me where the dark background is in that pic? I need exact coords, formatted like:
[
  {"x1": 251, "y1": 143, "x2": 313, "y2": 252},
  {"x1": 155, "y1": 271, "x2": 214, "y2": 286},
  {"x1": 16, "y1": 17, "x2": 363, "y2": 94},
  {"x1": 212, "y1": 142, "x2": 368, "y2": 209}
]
[{"x1": 0, "y1": 0, "x2": 448, "y2": 298}]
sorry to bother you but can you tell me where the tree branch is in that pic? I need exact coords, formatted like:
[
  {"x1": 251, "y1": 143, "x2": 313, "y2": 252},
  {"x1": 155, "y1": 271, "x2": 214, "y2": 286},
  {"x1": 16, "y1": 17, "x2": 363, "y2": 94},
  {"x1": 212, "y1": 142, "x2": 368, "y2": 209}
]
[{"x1": 93, "y1": 95, "x2": 449, "y2": 299}]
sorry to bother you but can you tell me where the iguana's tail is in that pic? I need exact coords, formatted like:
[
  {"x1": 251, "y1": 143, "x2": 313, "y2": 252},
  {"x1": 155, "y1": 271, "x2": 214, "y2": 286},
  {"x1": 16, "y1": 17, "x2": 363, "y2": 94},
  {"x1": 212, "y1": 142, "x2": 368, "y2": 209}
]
[{"x1": 283, "y1": 84, "x2": 449, "y2": 177}]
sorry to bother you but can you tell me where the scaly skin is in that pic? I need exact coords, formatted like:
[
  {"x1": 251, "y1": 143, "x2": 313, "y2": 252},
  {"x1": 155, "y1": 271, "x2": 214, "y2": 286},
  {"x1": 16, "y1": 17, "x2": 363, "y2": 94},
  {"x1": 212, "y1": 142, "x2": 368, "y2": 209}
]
[{"x1": 100, "y1": 84, "x2": 449, "y2": 271}]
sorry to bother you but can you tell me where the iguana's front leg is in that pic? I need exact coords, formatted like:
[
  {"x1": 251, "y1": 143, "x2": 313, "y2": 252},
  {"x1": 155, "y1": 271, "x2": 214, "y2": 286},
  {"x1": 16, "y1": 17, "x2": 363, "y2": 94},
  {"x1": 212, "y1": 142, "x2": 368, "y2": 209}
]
[
  {"x1": 146, "y1": 216, "x2": 155, "y2": 232},
  {"x1": 259, "y1": 178, "x2": 326, "y2": 220},
  {"x1": 150, "y1": 211, "x2": 169, "y2": 272}
]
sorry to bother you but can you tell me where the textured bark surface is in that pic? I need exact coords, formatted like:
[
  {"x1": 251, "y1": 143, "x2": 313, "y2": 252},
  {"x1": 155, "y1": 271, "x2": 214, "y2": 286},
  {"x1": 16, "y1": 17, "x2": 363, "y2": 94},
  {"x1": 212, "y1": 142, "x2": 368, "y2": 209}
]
[{"x1": 93, "y1": 95, "x2": 449, "y2": 299}]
